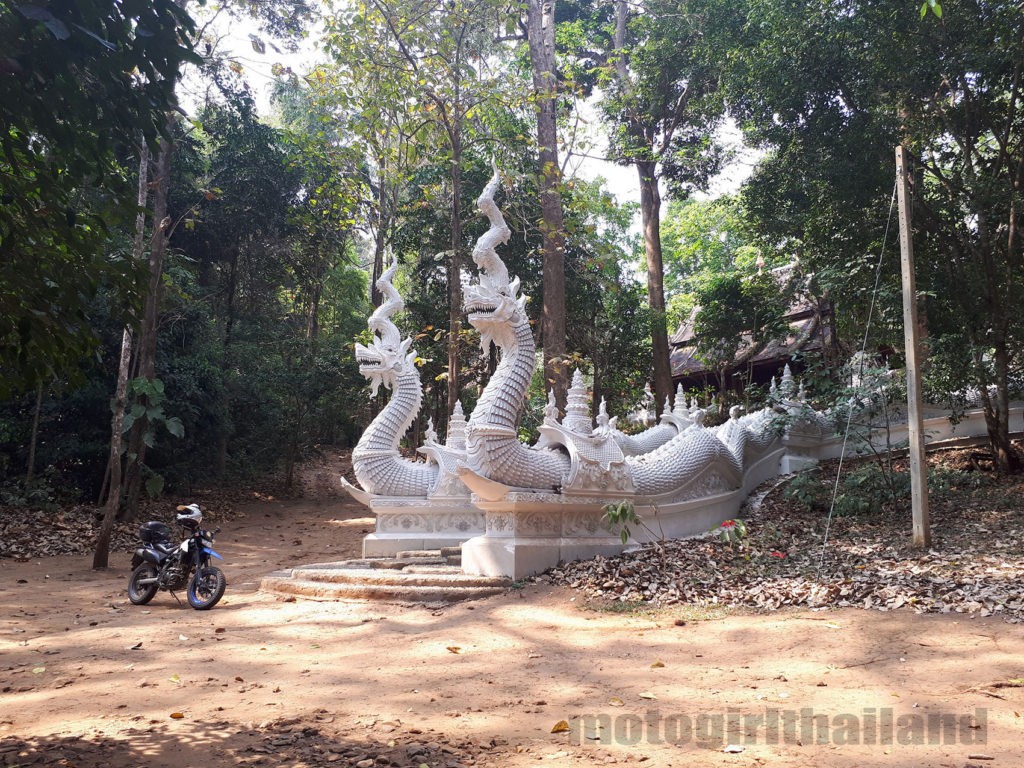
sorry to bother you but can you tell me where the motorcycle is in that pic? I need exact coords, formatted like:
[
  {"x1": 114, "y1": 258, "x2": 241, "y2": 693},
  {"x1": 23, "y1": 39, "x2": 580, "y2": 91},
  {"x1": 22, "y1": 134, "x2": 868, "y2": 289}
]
[{"x1": 127, "y1": 503, "x2": 226, "y2": 610}]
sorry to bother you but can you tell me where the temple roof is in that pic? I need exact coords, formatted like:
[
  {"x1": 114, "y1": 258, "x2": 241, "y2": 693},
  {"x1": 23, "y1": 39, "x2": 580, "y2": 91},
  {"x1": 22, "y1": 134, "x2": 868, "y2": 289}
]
[{"x1": 669, "y1": 262, "x2": 832, "y2": 380}]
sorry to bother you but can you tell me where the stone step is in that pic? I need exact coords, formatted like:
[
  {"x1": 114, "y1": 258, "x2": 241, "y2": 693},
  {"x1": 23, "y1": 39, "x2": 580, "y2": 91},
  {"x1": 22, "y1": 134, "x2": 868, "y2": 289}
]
[
  {"x1": 311, "y1": 557, "x2": 448, "y2": 571},
  {"x1": 260, "y1": 574, "x2": 508, "y2": 604},
  {"x1": 283, "y1": 566, "x2": 507, "y2": 589},
  {"x1": 395, "y1": 550, "x2": 442, "y2": 559},
  {"x1": 439, "y1": 546, "x2": 462, "y2": 558}
]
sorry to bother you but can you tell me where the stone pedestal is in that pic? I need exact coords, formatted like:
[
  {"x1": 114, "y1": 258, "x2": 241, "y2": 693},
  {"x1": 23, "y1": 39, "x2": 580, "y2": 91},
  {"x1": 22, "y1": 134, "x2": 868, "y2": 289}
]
[
  {"x1": 461, "y1": 448, "x2": 789, "y2": 580},
  {"x1": 361, "y1": 498, "x2": 485, "y2": 556},
  {"x1": 460, "y1": 494, "x2": 625, "y2": 580}
]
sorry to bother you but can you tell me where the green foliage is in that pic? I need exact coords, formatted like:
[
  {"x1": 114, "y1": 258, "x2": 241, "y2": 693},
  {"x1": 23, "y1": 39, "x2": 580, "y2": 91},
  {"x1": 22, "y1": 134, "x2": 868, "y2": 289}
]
[
  {"x1": 598, "y1": 0, "x2": 726, "y2": 196},
  {"x1": 603, "y1": 500, "x2": 642, "y2": 545},
  {"x1": 784, "y1": 469, "x2": 827, "y2": 512},
  {"x1": 0, "y1": 466, "x2": 63, "y2": 512},
  {"x1": 0, "y1": 0, "x2": 197, "y2": 394},
  {"x1": 920, "y1": 0, "x2": 942, "y2": 19},
  {"x1": 786, "y1": 460, "x2": 992, "y2": 521},
  {"x1": 122, "y1": 378, "x2": 183, "y2": 446},
  {"x1": 697, "y1": 0, "x2": 1024, "y2": 468}
]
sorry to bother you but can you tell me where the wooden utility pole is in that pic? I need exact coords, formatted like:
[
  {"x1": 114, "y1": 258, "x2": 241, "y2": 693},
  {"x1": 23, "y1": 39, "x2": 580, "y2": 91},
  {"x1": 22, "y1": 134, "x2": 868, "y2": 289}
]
[{"x1": 895, "y1": 145, "x2": 930, "y2": 548}]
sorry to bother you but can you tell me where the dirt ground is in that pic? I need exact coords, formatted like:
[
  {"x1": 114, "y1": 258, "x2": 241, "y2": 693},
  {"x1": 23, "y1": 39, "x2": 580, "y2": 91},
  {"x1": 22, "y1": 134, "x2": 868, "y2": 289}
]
[{"x1": 1, "y1": 461, "x2": 1023, "y2": 768}]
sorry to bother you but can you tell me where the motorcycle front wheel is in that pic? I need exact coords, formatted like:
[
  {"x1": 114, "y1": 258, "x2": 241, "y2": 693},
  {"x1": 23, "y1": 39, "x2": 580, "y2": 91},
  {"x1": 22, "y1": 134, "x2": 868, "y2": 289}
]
[
  {"x1": 128, "y1": 563, "x2": 159, "y2": 605},
  {"x1": 187, "y1": 566, "x2": 226, "y2": 610}
]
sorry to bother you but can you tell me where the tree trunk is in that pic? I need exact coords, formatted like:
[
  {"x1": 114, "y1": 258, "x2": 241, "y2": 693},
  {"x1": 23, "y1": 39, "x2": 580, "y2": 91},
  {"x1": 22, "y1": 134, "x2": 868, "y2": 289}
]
[
  {"x1": 94, "y1": 327, "x2": 134, "y2": 568},
  {"x1": 124, "y1": 134, "x2": 173, "y2": 516},
  {"x1": 370, "y1": 158, "x2": 388, "y2": 308},
  {"x1": 637, "y1": 160, "x2": 673, "y2": 413},
  {"x1": 447, "y1": 129, "x2": 463, "y2": 426},
  {"x1": 25, "y1": 381, "x2": 43, "y2": 484},
  {"x1": 987, "y1": 345, "x2": 1021, "y2": 473},
  {"x1": 95, "y1": 141, "x2": 149, "y2": 566},
  {"x1": 614, "y1": 0, "x2": 672, "y2": 414},
  {"x1": 214, "y1": 244, "x2": 240, "y2": 476},
  {"x1": 527, "y1": 0, "x2": 568, "y2": 412}
]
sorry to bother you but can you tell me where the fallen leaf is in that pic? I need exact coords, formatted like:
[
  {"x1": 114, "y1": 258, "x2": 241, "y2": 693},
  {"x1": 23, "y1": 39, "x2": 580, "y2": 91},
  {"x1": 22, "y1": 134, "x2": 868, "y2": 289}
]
[
  {"x1": 169, "y1": 674, "x2": 180, "y2": 683},
  {"x1": 722, "y1": 744, "x2": 744, "y2": 753},
  {"x1": 550, "y1": 720, "x2": 570, "y2": 733},
  {"x1": 128, "y1": 642, "x2": 143, "y2": 650},
  {"x1": 31, "y1": 667, "x2": 45, "y2": 674},
  {"x1": 638, "y1": 692, "x2": 657, "y2": 700},
  {"x1": 170, "y1": 712, "x2": 185, "y2": 719},
  {"x1": 446, "y1": 646, "x2": 461, "y2": 654},
  {"x1": 650, "y1": 660, "x2": 665, "y2": 668},
  {"x1": 608, "y1": 697, "x2": 625, "y2": 707}
]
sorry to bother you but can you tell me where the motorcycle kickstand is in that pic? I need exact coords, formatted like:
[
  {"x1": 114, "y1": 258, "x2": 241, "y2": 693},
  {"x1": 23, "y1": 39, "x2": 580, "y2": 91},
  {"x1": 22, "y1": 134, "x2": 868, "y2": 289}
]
[{"x1": 170, "y1": 591, "x2": 184, "y2": 607}]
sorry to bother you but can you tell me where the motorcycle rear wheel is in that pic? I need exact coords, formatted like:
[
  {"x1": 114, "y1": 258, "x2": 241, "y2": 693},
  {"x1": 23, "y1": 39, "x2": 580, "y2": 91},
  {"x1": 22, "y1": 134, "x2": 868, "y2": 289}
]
[
  {"x1": 128, "y1": 563, "x2": 159, "y2": 605},
  {"x1": 187, "y1": 566, "x2": 226, "y2": 610}
]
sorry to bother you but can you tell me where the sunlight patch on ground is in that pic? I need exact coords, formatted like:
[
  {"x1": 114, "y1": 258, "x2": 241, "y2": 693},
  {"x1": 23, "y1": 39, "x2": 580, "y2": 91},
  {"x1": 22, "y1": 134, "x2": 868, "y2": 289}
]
[{"x1": 491, "y1": 604, "x2": 660, "y2": 642}]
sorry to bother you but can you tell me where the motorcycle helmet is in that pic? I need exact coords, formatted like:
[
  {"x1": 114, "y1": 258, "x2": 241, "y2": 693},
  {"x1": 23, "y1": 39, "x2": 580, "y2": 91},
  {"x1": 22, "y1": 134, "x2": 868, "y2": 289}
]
[{"x1": 175, "y1": 503, "x2": 203, "y2": 531}]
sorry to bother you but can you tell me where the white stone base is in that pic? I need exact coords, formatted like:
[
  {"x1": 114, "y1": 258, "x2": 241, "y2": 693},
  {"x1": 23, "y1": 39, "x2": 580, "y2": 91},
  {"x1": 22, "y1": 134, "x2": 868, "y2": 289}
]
[
  {"x1": 460, "y1": 449, "x2": 791, "y2": 580},
  {"x1": 460, "y1": 496, "x2": 625, "y2": 579},
  {"x1": 359, "y1": 497, "x2": 484, "y2": 557}
]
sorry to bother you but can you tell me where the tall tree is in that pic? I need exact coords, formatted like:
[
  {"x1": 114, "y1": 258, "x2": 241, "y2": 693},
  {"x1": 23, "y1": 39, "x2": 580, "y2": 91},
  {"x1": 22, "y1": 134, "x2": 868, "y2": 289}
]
[
  {"x1": 324, "y1": 0, "x2": 508, "y2": 420},
  {"x1": 601, "y1": 0, "x2": 726, "y2": 412},
  {"x1": 526, "y1": 0, "x2": 569, "y2": 409},
  {"x1": 698, "y1": 0, "x2": 1024, "y2": 471},
  {"x1": 0, "y1": 0, "x2": 196, "y2": 395}
]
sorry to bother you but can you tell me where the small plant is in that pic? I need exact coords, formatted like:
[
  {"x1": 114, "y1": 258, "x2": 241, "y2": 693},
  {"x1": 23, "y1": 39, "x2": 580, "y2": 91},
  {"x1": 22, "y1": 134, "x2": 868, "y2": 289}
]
[
  {"x1": 601, "y1": 500, "x2": 666, "y2": 546},
  {"x1": 602, "y1": 500, "x2": 643, "y2": 545},
  {"x1": 785, "y1": 468, "x2": 828, "y2": 511},
  {"x1": 713, "y1": 518, "x2": 748, "y2": 545}
]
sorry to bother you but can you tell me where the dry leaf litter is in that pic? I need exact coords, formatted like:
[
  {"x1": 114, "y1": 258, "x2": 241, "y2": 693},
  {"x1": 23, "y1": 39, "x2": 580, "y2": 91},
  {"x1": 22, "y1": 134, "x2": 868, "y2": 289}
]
[{"x1": 544, "y1": 453, "x2": 1024, "y2": 623}]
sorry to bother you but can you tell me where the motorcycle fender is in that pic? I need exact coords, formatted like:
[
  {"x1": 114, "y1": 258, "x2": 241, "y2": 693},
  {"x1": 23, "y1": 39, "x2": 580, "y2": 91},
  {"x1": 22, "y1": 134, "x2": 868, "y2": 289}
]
[{"x1": 201, "y1": 546, "x2": 223, "y2": 560}]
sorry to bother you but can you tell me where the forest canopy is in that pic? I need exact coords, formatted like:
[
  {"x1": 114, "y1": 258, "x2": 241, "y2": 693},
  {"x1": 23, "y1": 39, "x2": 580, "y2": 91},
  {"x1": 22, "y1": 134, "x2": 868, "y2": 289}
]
[{"x1": 0, "y1": 0, "x2": 1021, "y2": 517}]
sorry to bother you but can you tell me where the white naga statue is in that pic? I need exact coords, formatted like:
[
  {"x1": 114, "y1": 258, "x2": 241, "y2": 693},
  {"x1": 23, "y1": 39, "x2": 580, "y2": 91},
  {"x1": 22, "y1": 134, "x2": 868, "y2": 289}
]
[
  {"x1": 458, "y1": 168, "x2": 782, "y2": 501},
  {"x1": 343, "y1": 167, "x2": 820, "y2": 575},
  {"x1": 343, "y1": 259, "x2": 480, "y2": 554}
]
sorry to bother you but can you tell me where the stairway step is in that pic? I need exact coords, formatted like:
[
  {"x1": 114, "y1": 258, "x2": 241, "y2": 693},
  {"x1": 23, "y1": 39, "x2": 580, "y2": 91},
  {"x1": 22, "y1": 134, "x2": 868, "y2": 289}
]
[
  {"x1": 283, "y1": 566, "x2": 507, "y2": 589},
  {"x1": 445, "y1": 555, "x2": 462, "y2": 567},
  {"x1": 395, "y1": 550, "x2": 442, "y2": 559},
  {"x1": 260, "y1": 576, "x2": 507, "y2": 604},
  {"x1": 439, "y1": 546, "x2": 462, "y2": 558},
  {"x1": 306, "y1": 557, "x2": 447, "y2": 571}
]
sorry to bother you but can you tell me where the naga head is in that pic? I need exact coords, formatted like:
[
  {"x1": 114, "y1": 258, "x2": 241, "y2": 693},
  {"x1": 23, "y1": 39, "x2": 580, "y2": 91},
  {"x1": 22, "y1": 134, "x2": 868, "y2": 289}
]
[
  {"x1": 465, "y1": 164, "x2": 528, "y2": 350},
  {"x1": 465, "y1": 275, "x2": 527, "y2": 350},
  {"x1": 355, "y1": 258, "x2": 417, "y2": 397},
  {"x1": 355, "y1": 334, "x2": 415, "y2": 397}
]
